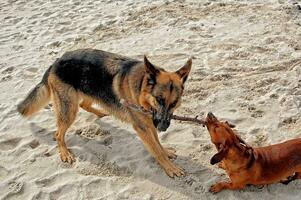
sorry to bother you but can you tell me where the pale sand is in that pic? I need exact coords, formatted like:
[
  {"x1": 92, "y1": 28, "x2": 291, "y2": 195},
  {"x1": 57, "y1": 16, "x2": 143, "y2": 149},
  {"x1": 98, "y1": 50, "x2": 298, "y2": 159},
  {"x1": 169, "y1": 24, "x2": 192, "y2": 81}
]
[{"x1": 1, "y1": 0, "x2": 301, "y2": 199}]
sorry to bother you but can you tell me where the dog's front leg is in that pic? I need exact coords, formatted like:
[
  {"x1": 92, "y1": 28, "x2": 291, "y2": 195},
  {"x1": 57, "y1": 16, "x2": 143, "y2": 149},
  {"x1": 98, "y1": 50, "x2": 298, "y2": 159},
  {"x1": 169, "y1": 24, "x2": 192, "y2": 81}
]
[
  {"x1": 209, "y1": 181, "x2": 245, "y2": 193},
  {"x1": 133, "y1": 124, "x2": 184, "y2": 178},
  {"x1": 218, "y1": 161, "x2": 226, "y2": 169},
  {"x1": 151, "y1": 127, "x2": 177, "y2": 159}
]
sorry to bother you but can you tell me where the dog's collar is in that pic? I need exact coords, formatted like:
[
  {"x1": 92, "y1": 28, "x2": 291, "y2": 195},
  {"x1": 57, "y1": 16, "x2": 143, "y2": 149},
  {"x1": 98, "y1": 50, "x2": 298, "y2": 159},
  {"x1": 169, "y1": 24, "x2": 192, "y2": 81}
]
[{"x1": 120, "y1": 99, "x2": 152, "y2": 115}]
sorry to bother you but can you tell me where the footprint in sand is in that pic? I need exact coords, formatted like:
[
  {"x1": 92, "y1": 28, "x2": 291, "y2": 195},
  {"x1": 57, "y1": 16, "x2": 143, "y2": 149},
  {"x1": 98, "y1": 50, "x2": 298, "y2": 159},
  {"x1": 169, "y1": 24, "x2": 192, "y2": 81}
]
[
  {"x1": 251, "y1": 110, "x2": 264, "y2": 118},
  {"x1": 23, "y1": 67, "x2": 39, "y2": 79},
  {"x1": 9, "y1": 17, "x2": 23, "y2": 25},
  {"x1": 280, "y1": 117, "x2": 297, "y2": 127},
  {"x1": 28, "y1": 139, "x2": 40, "y2": 149},
  {"x1": 12, "y1": 45, "x2": 24, "y2": 51},
  {"x1": 194, "y1": 184, "x2": 206, "y2": 194},
  {"x1": 247, "y1": 105, "x2": 264, "y2": 118},
  {"x1": 35, "y1": 172, "x2": 68, "y2": 187},
  {"x1": 209, "y1": 73, "x2": 232, "y2": 81},
  {"x1": 42, "y1": 11, "x2": 53, "y2": 17},
  {"x1": 3, "y1": 181, "x2": 24, "y2": 198},
  {"x1": 1, "y1": 66, "x2": 14, "y2": 75},
  {"x1": 269, "y1": 93, "x2": 279, "y2": 99},
  {"x1": 25, "y1": 67, "x2": 38, "y2": 73},
  {"x1": 0, "y1": 138, "x2": 22, "y2": 151},
  {"x1": 1, "y1": 75, "x2": 12, "y2": 82},
  {"x1": 75, "y1": 124, "x2": 112, "y2": 146}
]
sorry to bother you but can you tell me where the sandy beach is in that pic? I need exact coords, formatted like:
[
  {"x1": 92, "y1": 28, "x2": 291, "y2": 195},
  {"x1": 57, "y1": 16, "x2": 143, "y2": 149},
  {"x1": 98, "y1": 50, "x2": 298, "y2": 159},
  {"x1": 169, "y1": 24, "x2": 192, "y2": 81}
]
[{"x1": 1, "y1": 0, "x2": 301, "y2": 199}]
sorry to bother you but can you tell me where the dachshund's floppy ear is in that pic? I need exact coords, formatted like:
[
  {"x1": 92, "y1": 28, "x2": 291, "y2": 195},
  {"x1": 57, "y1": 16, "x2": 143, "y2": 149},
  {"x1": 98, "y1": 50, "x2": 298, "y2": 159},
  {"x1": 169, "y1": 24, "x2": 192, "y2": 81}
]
[
  {"x1": 235, "y1": 134, "x2": 251, "y2": 148},
  {"x1": 210, "y1": 144, "x2": 227, "y2": 165},
  {"x1": 225, "y1": 121, "x2": 235, "y2": 128}
]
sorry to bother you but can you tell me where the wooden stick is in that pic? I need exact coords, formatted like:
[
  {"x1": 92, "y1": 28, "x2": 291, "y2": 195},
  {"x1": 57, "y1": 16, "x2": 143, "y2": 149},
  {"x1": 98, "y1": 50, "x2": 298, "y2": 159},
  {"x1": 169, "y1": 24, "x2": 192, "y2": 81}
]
[
  {"x1": 171, "y1": 115, "x2": 206, "y2": 126},
  {"x1": 120, "y1": 99, "x2": 206, "y2": 126}
]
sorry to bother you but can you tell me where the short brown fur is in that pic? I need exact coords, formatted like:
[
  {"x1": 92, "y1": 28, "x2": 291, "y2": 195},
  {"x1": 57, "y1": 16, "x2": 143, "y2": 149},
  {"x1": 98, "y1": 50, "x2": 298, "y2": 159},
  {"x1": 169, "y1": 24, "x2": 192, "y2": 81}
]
[{"x1": 206, "y1": 112, "x2": 301, "y2": 193}]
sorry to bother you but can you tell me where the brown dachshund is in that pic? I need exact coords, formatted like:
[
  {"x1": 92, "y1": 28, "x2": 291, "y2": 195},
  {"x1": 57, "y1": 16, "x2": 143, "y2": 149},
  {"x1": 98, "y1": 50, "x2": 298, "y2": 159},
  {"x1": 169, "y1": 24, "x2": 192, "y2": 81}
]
[{"x1": 205, "y1": 112, "x2": 301, "y2": 193}]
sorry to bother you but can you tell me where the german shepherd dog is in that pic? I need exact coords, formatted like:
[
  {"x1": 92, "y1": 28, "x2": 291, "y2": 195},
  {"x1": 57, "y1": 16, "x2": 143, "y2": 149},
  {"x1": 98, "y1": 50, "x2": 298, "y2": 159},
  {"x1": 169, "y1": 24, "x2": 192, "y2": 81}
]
[{"x1": 18, "y1": 49, "x2": 192, "y2": 177}]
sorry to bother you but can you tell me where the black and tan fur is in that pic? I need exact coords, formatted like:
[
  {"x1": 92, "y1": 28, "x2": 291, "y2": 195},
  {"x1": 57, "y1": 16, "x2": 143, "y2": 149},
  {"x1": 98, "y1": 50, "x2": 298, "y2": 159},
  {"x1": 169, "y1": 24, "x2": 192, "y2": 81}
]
[{"x1": 18, "y1": 49, "x2": 192, "y2": 177}]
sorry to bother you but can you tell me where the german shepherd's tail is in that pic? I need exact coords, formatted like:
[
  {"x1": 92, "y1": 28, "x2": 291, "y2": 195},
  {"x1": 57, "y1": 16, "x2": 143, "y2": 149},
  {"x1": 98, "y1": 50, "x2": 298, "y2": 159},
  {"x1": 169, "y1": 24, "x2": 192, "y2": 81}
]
[{"x1": 17, "y1": 68, "x2": 51, "y2": 117}]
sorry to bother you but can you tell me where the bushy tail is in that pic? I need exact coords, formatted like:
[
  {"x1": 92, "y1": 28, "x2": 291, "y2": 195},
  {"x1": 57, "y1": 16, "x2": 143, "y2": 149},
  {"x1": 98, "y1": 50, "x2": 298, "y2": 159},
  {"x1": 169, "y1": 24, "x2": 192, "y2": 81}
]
[{"x1": 17, "y1": 82, "x2": 50, "y2": 117}]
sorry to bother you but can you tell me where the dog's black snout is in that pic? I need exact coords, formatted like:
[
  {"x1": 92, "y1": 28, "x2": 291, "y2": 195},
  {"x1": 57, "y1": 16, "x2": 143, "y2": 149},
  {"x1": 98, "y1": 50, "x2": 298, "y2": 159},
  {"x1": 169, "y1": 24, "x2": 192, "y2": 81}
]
[
  {"x1": 157, "y1": 120, "x2": 170, "y2": 132},
  {"x1": 152, "y1": 107, "x2": 172, "y2": 132},
  {"x1": 207, "y1": 112, "x2": 217, "y2": 120},
  {"x1": 153, "y1": 118, "x2": 160, "y2": 128}
]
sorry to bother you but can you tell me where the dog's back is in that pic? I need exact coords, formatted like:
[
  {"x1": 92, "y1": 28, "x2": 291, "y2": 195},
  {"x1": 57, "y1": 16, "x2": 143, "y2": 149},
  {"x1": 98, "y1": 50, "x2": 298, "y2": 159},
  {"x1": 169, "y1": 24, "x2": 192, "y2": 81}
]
[
  {"x1": 18, "y1": 49, "x2": 143, "y2": 116},
  {"x1": 52, "y1": 49, "x2": 141, "y2": 105},
  {"x1": 254, "y1": 138, "x2": 301, "y2": 180}
]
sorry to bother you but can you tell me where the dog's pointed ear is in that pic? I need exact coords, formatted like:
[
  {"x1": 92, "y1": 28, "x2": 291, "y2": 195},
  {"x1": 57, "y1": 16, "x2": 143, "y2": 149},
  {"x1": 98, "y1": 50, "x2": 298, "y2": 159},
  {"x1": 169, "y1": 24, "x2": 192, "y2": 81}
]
[
  {"x1": 144, "y1": 55, "x2": 159, "y2": 76},
  {"x1": 176, "y1": 57, "x2": 192, "y2": 84},
  {"x1": 210, "y1": 145, "x2": 227, "y2": 165}
]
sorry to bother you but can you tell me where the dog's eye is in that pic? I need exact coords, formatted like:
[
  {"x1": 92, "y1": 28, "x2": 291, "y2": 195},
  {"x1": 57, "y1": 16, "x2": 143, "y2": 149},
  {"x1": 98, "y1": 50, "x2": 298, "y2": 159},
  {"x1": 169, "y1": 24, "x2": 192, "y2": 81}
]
[
  {"x1": 147, "y1": 75, "x2": 156, "y2": 86},
  {"x1": 147, "y1": 78, "x2": 155, "y2": 85},
  {"x1": 170, "y1": 101, "x2": 177, "y2": 108}
]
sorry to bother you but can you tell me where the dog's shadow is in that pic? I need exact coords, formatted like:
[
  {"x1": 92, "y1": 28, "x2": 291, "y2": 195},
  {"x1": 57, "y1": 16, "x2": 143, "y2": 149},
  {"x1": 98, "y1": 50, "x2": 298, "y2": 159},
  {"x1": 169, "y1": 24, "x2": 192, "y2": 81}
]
[{"x1": 29, "y1": 117, "x2": 272, "y2": 199}]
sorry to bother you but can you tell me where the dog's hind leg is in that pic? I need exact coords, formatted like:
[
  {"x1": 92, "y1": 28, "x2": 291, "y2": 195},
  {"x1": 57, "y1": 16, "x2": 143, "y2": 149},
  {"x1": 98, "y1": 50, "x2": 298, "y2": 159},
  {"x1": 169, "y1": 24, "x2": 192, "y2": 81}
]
[
  {"x1": 281, "y1": 170, "x2": 301, "y2": 185},
  {"x1": 280, "y1": 173, "x2": 297, "y2": 185},
  {"x1": 292, "y1": 172, "x2": 301, "y2": 181},
  {"x1": 51, "y1": 86, "x2": 78, "y2": 163},
  {"x1": 80, "y1": 99, "x2": 108, "y2": 118},
  {"x1": 296, "y1": 172, "x2": 301, "y2": 179}
]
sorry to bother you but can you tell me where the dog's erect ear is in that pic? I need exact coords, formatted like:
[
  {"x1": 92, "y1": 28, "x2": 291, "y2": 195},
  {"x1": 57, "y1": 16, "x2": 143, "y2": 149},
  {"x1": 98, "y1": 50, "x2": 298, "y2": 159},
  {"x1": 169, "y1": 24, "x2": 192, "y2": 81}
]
[
  {"x1": 225, "y1": 121, "x2": 236, "y2": 128},
  {"x1": 210, "y1": 144, "x2": 227, "y2": 165},
  {"x1": 144, "y1": 55, "x2": 159, "y2": 76},
  {"x1": 176, "y1": 57, "x2": 192, "y2": 84}
]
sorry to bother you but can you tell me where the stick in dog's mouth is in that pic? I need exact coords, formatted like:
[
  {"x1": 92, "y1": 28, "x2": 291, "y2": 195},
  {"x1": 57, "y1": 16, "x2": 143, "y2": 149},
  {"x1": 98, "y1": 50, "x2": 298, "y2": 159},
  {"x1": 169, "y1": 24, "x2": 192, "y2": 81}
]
[{"x1": 120, "y1": 99, "x2": 207, "y2": 126}]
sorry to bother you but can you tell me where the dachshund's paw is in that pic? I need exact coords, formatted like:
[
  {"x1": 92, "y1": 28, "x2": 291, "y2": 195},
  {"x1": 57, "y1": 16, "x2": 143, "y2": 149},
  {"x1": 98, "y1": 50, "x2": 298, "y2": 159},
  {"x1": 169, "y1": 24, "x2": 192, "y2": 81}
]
[
  {"x1": 218, "y1": 161, "x2": 226, "y2": 169},
  {"x1": 209, "y1": 183, "x2": 224, "y2": 193}
]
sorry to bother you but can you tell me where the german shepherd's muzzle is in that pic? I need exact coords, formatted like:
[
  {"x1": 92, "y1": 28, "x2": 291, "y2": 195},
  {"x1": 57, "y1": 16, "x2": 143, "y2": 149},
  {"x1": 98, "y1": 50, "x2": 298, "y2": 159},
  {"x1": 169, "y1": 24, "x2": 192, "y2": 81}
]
[{"x1": 152, "y1": 105, "x2": 172, "y2": 132}]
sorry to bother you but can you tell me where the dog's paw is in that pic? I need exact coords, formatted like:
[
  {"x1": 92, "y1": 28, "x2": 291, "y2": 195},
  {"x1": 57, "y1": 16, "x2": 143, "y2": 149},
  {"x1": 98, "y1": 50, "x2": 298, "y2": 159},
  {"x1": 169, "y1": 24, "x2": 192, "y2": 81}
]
[
  {"x1": 218, "y1": 161, "x2": 226, "y2": 169},
  {"x1": 164, "y1": 162, "x2": 185, "y2": 178},
  {"x1": 164, "y1": 147, "x2": 177, "y2": 159},
  {"x1": 60, "y1": 149, "x2": 75, "y2": 164},
  {"x1": 209, "y1": 183, "x2": 223, "y2": 193}
]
